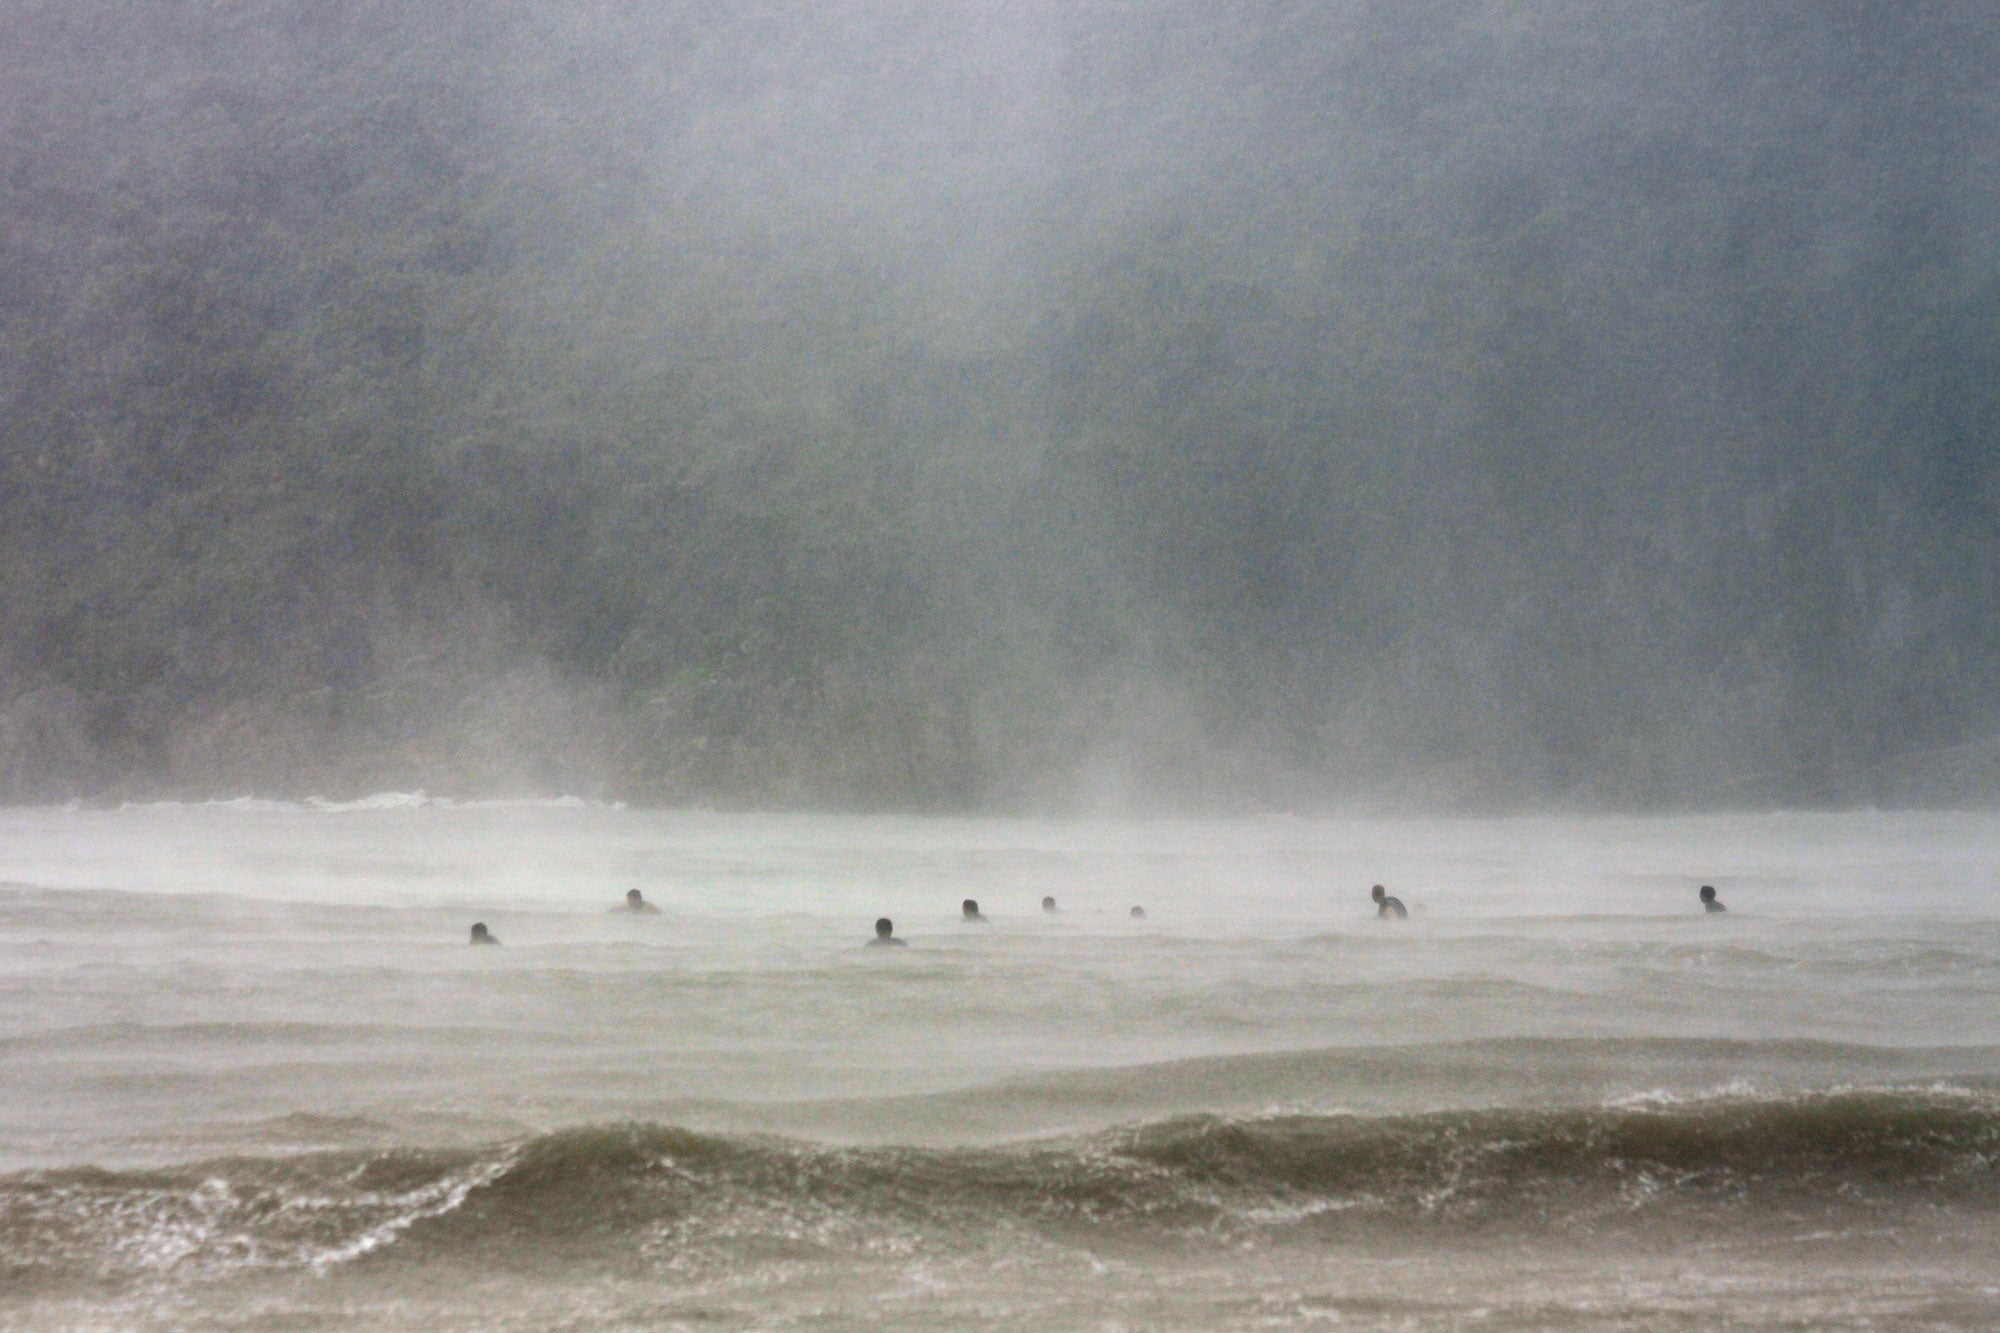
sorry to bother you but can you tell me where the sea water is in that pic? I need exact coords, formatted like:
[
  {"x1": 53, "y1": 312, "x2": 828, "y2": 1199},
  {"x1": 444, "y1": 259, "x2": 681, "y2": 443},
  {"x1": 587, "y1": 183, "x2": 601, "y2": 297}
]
[{"x1": 3, "y1": 799, "x2": 1999, "y2": 1329}]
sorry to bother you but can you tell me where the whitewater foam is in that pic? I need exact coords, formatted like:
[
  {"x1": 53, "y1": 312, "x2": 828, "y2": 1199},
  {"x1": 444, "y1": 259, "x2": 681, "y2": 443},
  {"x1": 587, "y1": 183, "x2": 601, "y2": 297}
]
[{"x1": 8, "y1": 1091, "x2": 1999, "y2": 1295}]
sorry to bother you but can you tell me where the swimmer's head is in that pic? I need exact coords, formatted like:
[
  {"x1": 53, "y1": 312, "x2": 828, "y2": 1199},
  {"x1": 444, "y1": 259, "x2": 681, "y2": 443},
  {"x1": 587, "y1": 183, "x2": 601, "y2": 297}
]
[
  {"x1": 962, "y1": 899, "x2": 980, "y2": 919},
  {"x1": 876, "y1": 917, "x2": 894, "y2": 938},
  {"x1": 469, "y1": 922, "x2": 491, "y2": 943},
  {"x1": 1699, "y1": 885, "x2": 1717, "y2": 903},
  {"x1": 627, "y1": 888, "x2": 644, "y2": 907},
  {"x1": 1129, "y1": 905, "x2": 1146, "y2": 919},
  {"x1": 1371, "y1": 884, "x2": 1387, "y2": 903},
  {"x1": 1042, "y1": 896, "x2": 1057, "y2": 914}
]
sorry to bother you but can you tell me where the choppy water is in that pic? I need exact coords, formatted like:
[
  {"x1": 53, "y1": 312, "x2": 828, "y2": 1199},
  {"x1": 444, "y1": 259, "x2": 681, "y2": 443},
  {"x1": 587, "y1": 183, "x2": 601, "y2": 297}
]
[{"x1": 3, "y1": 799, "x2": 1999, "y2": 1329}]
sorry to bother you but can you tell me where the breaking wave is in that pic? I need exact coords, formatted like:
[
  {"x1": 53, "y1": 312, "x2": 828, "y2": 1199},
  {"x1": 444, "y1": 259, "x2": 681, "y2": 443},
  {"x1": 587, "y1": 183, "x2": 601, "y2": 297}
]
[{"x1": 6, "y1": 1090, "x2": 1997, "y2": 1294}]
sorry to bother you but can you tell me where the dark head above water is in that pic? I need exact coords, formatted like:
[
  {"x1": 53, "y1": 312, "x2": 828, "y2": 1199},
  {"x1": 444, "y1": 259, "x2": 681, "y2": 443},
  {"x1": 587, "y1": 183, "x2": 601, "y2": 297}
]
[
  {"x1": 1371, "y1": 884, "x2": 1408, "y2": 920},
  {"x1": 962, "y1": 899, "x2": 987, "y2": 922},
  {"x1": 624, "y1": 888, "x2": 660, "y2": 914},
  {"x1": 1042, "y1": 895, "x2": 1057, "y2": 914},
  {"x1": 869, "y1": 916, "x2": 907, "y2": 947},
  {"x1": 469, "y1": 922, "x2": 497, "y2": 945},
  {"x1": 1129, "y1": 905, "x2": 1146, "y2": 920},
  {"x1": 1700, "y1": 885, "x2": 1727, "y2": 913}
]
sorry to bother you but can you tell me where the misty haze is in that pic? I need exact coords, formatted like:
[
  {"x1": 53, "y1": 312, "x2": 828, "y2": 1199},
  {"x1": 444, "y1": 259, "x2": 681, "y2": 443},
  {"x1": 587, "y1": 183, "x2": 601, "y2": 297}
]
[
  {"x1": 7, "y1": 1, "x2": 1998, "y2": 813},
  {"x1": 6, "y1": 4, "x2": 2000, "y2": 1331}
]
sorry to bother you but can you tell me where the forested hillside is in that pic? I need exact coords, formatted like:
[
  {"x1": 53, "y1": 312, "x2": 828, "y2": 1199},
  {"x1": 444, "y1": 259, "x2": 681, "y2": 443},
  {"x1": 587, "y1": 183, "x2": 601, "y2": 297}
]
[{"x1": 3, "y1": 1, "x2": 1999, "y2": 810}]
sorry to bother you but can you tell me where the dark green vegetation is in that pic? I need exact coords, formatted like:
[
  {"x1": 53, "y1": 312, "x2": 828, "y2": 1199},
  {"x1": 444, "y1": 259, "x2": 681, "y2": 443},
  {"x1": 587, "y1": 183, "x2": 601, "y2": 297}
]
[{"x1": 4, "y1": 1, "x2": 1999, "y2": 809}]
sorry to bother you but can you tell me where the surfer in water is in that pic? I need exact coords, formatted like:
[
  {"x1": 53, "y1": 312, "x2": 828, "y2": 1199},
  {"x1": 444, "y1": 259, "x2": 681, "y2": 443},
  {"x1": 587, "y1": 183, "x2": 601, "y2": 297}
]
[
  {"x1": 1371, "y1": 884, "x2": 1408, "y2": 919},
  {"x1": 1129, "y1": 905, "x2": 1146, "y2": 920},
  {"x1": 469, "y1": 922, "x2": 498, "y2": 945},
  {"x1": 1700, "y1": 884, "x2": 1727, "y2": 913},
  {"x1": 1042, "y1": 895, "x2": 1058, "y2": 914},
  {"x1": 962, "y1": 898, "x2": 989, "y2": 923},
  {"x1": 621, "y1": 888, "x2": 661, "y2": 914},
  {"x1": 868, "y1": 917, "x2": 907, "y2": 947}
]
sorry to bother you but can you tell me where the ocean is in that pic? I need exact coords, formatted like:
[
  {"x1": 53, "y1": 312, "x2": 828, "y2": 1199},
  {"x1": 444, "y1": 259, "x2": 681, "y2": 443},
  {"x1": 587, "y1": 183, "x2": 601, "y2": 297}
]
[{"x1": 3, "y1": 799, "x2": 1998, "y2": 1330}]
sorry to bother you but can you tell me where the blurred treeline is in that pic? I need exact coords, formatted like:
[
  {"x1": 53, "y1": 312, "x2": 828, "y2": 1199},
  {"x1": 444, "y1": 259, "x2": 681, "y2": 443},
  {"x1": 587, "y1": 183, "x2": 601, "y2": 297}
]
[{"x1": 2, "y1": 0, "x2": 1998, "y2": 810}]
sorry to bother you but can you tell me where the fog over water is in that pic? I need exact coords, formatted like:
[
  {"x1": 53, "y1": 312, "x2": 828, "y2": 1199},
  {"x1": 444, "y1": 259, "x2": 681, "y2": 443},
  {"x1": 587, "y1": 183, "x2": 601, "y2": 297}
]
[
  {"x1": 7, "y1": 3, "x2": 2000, "y2": 1329},
  {"x1": 5, "y1": 1, "x2": 2000, "y2": 809}
]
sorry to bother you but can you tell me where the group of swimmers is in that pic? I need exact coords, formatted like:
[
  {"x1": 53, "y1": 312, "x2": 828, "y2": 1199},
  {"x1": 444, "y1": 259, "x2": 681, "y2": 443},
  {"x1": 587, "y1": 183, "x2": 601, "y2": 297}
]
[
  {"x1": 471, "y1": 881, "x2": 1730, "y2": 945},
  {"x1": 864, "y1": 895, "x2": 1149, "y2": 947}
]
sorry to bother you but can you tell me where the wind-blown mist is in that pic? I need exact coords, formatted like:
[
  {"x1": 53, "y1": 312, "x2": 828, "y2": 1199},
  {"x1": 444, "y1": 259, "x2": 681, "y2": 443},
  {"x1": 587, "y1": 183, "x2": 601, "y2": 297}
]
[{"x1": 3, "y1": 0, "x2": 1998, "y2": 810}]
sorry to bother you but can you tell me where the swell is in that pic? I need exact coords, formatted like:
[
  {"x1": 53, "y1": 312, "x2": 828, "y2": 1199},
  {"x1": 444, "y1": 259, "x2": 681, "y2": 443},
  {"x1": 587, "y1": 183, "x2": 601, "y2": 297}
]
[
  {"x1": 0, "y1": 1020, "x2": 547, "y2": 1054},
  {"x1": 660, "y1": 1036, "x2": 2000, "y2": 1143},
  {"x1": 6, "y1": 1091, "x2": 1998, "y2": 1293}
]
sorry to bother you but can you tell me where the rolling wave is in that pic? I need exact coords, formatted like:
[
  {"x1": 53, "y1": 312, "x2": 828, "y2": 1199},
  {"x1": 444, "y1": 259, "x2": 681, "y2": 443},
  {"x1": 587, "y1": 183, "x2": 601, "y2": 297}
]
[{"x1": 6, "y1": 1091, "x2": 1997, "y2": 1294}]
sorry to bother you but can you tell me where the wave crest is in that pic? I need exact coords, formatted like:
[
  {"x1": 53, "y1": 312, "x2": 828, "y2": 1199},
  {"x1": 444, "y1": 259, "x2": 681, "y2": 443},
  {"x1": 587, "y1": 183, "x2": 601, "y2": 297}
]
[{"x1": 6, "y1": 1091, "x2": 1998, "y2": 1292}]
